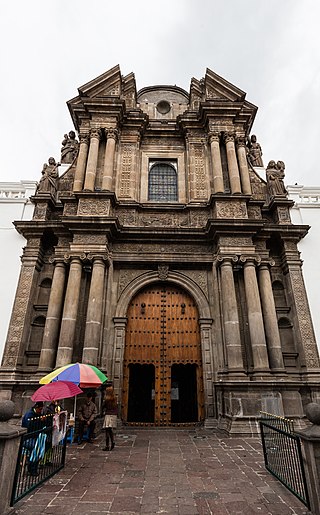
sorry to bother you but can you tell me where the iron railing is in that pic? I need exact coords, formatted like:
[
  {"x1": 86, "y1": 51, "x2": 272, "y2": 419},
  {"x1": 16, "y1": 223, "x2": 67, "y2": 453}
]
[
  {"x1": 11, "y1": 413, "x2": 67, "y2": 506},
  {"x1": 259, "y1": 412, "x2": 310, "y2": 509}
]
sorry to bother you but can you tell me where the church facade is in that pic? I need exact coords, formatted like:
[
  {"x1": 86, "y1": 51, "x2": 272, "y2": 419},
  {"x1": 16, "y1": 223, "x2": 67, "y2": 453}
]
[{"x1": 1, "y1": 65, "x2": 319, "y2": 433}]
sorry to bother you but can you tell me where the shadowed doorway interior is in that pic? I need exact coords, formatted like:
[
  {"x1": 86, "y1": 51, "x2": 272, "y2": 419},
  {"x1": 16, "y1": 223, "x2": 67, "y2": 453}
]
[
  {"x1": 171, "y1": 363, "x2": 198, "y2": 423},
  {"x1": 127, "y1": 363, "x2": 155, "y2": 423}
]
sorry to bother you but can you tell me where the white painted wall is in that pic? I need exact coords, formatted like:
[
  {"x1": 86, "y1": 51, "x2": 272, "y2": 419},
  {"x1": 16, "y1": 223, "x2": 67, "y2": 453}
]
[
  {"x1": 288, "y1": 185, "x2": 320, "y2": 351},
  {"x1": 0, "y1": 181, "x2": 36, "y2": 362}
]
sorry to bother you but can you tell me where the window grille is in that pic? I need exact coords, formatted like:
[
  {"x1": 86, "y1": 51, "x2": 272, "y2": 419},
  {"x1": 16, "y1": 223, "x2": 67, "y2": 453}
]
[{"x1": 148, "y1": 162, "x2": 178, "y2": 202}]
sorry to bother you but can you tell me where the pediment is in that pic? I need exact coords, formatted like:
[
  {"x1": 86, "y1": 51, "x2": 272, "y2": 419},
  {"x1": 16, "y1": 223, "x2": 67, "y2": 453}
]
[
  {"x1": 78, "y1": 64, "x2": 124, "y2": 98},
  {"x1": 204, "y1": 68, "x2": 246, "y2": 102}
]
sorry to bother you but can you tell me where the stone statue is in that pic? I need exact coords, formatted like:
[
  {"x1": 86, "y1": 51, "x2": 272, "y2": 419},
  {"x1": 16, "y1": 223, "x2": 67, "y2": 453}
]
[
  {"x1": 61, "y1": 130, "x2": 79, "y2": 164},
  {"x1": 266, "y1": 160, "x2": 287, "y2": 197},
  {"x1": 247, "y1": 134, "x2": 264, "y2": 167},
  {"x1": 37, "y1": 157, "x2": 60, "y2": 193}
]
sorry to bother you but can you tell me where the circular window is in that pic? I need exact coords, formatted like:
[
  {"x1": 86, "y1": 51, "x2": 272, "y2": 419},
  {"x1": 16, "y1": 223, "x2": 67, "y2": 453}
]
[{"x1": 156, "y1": 100, "x2": 171, "y2": 114}]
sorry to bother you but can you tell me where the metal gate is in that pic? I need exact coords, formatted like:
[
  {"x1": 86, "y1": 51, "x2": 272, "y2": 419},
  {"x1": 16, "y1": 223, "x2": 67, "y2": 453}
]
[
  {"x1": 259, "y1": 412, "x2": 310, "y2": 509},
  {"x1": 11, "y1": 414, "x2": 67, "y2": 506},
  {"x1": 122, "y1": 283, "x2": 205, "y2": 425}
]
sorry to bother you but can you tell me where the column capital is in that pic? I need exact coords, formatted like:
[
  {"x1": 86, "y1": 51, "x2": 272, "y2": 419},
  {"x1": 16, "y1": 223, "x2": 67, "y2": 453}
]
[
  {"x1": 236, "y1": 135, "x2": 247, "y2": 148},
  {"x1": 240, "y1": 255, "x2": 261, "y2": 266},
  {"x1": 208, "y1": 131, "x2": 220, "y2": 144},
  {"x1": 63, "y1": 253, "x2": 83, "y2": 264},
  {"x1": 49, "y1": 256, "x2": 67, "y2": 266},
  {"x1": 79, "y1": 134, "x2": 90, "y2": 145},
  {"x1": 223, "y1": 132, "x2": 235, "y2": 144},
  {"x1": 104, "y1": 127, "x2": 119, "y2": 141},
  {"x1": 90, "y1": 128, "x2": 102, "y2": 140},
  {"x1": 87, "y1": 253, "x2": 111, "y2": 265},
  {"x1": 217, "y1": 255, "x2": 239, "y2": 266},
  {"x1": 258, "y1": 259, "x2": 276, "y2": 270}
]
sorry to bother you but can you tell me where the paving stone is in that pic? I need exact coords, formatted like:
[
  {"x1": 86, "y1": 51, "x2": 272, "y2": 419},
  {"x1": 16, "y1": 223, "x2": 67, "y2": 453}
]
[{"x1": 12, "y1": 429, "x2": 309, "y2": 515}]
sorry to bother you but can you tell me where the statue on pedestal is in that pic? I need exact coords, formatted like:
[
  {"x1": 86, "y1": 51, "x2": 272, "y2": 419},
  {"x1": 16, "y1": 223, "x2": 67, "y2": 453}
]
[
  {"x1": 247, "y1": 134, "x2": 264, "y2": 167},
  {"x1": 61, "y1": 131, "x2": 79, "y2": 164},
  {"x1": 266, "y1": 160, "x2": 287, "y2": 197},
  {"x1": 36, "y1": 157, "x2": 60, "y2": 194}
]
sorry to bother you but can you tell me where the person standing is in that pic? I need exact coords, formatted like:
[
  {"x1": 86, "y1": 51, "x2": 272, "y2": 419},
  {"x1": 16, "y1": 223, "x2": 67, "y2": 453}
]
[
  {"x1": 102, "y1": 386, "x2": 118, "y2": 451},
  {"x1": 77, "y1": 392, "x2": 97, "y2": 444},
  {"x1": 22, "y1": 402, "x2": 45, "y2": 476}
]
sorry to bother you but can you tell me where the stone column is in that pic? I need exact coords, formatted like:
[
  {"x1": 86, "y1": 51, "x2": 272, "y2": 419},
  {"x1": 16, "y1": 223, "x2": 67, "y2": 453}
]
[
  {"x1": 0, "y1": 401, "x2": 27, "y2": 515},
  {"x1": 102, "y1": 128, "x2": 118, "y2": 191},
  {"x1": 219, "y1": 257, "x2": 245, "y2": 373},
  {"x1": 208, "y1": 132, "x2": 224, "y2": 193},
  {"x1": 258, "y1": 263, "x2": 285, "y2": 372},
  {"x1": 82, "y1": 257, "x2": 106, "y2": 365},
  {"x1": 38, "y1": 260, "x2": 66, "y2": 371},
  {"x1": 55, "y1": 257, "x2": 82, "y2": 367},
  {"x1": 295, "y1": 402, "x2": 320, "y2": 514},
  {"x1": 73, "y1": 134, "x2": 89, "y2": 192},
  {"x1": 236, "y1": 137, "x2": 252, "y2": 195},
  {"x1": 224, "y1": 133, "x2": 241, "y2": 194},
  {"x1": 199, "y1": 318, "x2": 214, "y2": 418},
  {"x1": 242, "y1": 257, "x2": 270, "y2": 372},
  {"x1": 83, "y1": 129, "x2": 101, "y2": 191},
  {"x1": 112, "y1": 317, "x2": 127, "y2": 402}
]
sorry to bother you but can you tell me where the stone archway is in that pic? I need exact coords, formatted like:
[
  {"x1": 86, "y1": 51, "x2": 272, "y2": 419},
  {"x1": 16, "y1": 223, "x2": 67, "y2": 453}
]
[{"x1": 121, "y1": 282, "x2": 205, "y2": 425}]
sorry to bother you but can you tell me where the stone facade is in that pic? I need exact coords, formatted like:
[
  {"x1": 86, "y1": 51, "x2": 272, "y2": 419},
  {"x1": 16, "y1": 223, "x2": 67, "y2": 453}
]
[{"x1": 1, "y1": 66, "x2": 320, "y2": 433}]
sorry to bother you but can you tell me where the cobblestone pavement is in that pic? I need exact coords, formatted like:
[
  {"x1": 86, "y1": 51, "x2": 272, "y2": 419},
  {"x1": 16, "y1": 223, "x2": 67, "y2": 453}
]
[{"x1": 12, "y1": 428, "x2": 310, "y2": 515}]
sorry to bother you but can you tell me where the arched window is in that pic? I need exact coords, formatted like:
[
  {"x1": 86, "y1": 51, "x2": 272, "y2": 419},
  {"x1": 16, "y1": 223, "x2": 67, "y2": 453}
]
[{"x1": 148, "y1": 162, "x2": 178, "y2": 202}]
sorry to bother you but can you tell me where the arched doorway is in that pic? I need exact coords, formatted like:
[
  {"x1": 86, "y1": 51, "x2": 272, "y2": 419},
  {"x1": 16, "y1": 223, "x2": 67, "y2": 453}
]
[{"x1": 122, "y1": 283, "x2": 204, "y2": 425}]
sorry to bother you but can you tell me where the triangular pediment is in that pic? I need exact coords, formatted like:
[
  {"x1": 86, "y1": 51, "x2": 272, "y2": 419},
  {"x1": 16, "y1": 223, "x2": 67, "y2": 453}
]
[
  {"x1": 78, "y1": 64, "x2": 123, "y2": 98},
  {"x1": 204, "y1": 68, "x2": 246, "y2": 102}
]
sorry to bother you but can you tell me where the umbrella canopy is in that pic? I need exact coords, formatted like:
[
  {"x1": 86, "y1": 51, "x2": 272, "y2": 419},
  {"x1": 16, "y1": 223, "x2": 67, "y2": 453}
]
[
  {"x1": 39, "y1": 363, "x2": 108, "y2": 388},
  {"x1": 31, "y1": 380, "x2": 83, "y2": 402}
]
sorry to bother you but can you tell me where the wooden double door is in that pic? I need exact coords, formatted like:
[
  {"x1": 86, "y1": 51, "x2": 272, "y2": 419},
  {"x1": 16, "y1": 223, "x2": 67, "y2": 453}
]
[{"x1": 122, "y1": 283, "x2": 204, "y2": 425}]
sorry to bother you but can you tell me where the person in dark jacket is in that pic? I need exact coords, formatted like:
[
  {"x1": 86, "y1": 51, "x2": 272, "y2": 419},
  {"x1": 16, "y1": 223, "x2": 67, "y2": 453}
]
[
  {"x1": 22, "y1": 402, "x2": 45, "y2": 476},
  {"x1": 102, "y1": 386, "x2": 118, "y2": 451},
  {"x1": 77, "y1": 393, "x2": 97, "y2": 444}
]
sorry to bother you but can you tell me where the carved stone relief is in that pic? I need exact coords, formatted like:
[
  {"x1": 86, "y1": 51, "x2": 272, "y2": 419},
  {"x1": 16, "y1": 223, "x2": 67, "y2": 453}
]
[
  {"x1": 289, "y1": 269, "x2": 320, "y2": 368},
  {"x1": 116, "y1": 209, "x2": 137, "y2": 226},
  {"x1": 119, "y1": 144, "x2": 134, "y2": 198},
  {"x1": 27, "y1": 238, "x2": 41, "y2": 248},
  {"x1": 247, "y1": 205, "x2": 262, "y2": 219},
  {"x1": 78, "y1": 198, "x2": 111, "y2": 216},
  {"x1": 249, "y1": 170, "x2": 267, "y2": 201},
  {"x1": 180, "y1": 270, "x2": 208, "y2": 299},
  {"x1": 57, "y1": 237, "x2": 71, "y2": 247},
  {"x1": 276, "y1": 207, "x2": 291, "y2": 224},
  {"x1": 118, "y1": 269, "x2": 150, "y2": 297},
  {"x1": 219, "y1": 236, "x2": 252, "y2": 247},
  {"x1": 33, "y1": 204, "x2": 48, "y2": 220},
  {"x1": 158, "y1": 265, "x2": 169, "y2": 280},
  {"x1": 63, "y1": 203, "x2": 78, "y2": 216},
  {"x1": 73, "y1": 234, "x2": 107, "y2": 245},
  {"x1": 113, "y1": 242, "x2": 213, "y2": 254},
  {"x1": 215, "y1": 201, "x2": 247, "y2": 219},
  {"x1": 140, "y1": 212, "x2": 189, "y2": 227},
  {"x1": 192, "y1": 144, "x2": 208, "y2": 200},
  {"x1": 283, "y1": 241, "x2": 298, "y2": 252},
  {"x1": 2, "y1": 267, "x2": 34, "y2": 367},
  {"x1": 116, "y1": 209, "x2": 209, "y2": 228}
]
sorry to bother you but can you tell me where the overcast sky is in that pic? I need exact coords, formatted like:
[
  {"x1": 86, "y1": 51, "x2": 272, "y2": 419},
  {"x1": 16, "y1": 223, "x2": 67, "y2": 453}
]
[{"x1": 1, "y1": 0, "x2": 319, "y2": 187}]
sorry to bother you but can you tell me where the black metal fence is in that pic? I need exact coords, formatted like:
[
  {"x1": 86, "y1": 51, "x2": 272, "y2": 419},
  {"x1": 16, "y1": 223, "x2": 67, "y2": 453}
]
[
  {"x1": 259, "y1": 412, "x2": 310, "y2": 509},
  {"x1": 11, "y1": 413, "x2": 67, "y2": 506}
]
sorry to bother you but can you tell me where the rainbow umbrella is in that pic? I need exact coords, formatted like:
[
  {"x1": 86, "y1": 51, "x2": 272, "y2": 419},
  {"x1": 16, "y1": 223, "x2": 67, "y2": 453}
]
[
  {"x1": 39, "y1": 363, "x2": 107, "y2": 388},
  {"x1": 40, "y1": 363, "x2": 108, "y2": 417}
]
